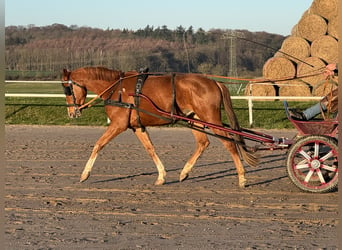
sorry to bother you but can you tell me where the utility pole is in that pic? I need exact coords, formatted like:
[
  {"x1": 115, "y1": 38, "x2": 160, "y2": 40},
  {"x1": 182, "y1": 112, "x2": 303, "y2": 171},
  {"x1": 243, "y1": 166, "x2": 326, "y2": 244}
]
[
  {"x1": 222, "y1": 30, "x2": 244, "y2": 77},
  {"x1": 183, "y1": 31, "x2": 191, "y2": 73},
  {"x1": 222, "y1": 30, "x2": 245, "y2": 93}
]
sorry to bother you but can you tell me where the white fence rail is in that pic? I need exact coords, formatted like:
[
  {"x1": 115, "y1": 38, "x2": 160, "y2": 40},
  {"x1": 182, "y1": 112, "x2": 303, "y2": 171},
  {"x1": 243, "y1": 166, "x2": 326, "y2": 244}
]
[{"x1": 5, "y1": 80, "x2": 322, "y2": 126}]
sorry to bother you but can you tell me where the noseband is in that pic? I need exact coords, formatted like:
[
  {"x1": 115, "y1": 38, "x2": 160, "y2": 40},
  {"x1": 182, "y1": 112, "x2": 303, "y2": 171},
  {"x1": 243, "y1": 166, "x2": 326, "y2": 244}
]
[{"x1": 61, "y1": 79, "x2": 87, "y2": 117}]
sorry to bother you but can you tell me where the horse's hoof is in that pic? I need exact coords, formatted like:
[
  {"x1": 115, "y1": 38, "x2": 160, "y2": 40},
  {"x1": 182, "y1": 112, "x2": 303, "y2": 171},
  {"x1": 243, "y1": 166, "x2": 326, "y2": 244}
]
[
  {"x1": 238, "y1": 175, "x2": 247, "y2": 188},
  {"x1": 80, "y1": 171, "x2": 90, "y2": 183},
  {"x1": 179, "y1": 173, "x2": 189, "y2": 182},
  {"x1": 154, "y1": 179, "x2": 165, "y2": 185},
  {"x1": 239, "y1": 179, "x2": 247, "y2": 188}
]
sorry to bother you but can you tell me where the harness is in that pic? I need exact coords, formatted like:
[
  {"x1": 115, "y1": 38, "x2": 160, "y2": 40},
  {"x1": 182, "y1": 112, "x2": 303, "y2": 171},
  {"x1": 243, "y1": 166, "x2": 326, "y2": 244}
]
[{"x1": 104, "y1": 71, "x2": 178, "y2": 128}]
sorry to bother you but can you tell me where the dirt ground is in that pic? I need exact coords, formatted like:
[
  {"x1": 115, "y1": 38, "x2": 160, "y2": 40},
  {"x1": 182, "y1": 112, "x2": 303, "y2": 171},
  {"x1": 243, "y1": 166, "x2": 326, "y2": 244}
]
[{"x1": 5, "y1": 125, "x2": 338, "y2": 249}]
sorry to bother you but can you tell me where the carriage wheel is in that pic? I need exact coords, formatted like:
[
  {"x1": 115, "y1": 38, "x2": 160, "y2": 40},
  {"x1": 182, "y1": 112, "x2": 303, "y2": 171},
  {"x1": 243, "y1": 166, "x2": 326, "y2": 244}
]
[{"x1": 286, "y1": 135, "x2": 338, "y2": 193}]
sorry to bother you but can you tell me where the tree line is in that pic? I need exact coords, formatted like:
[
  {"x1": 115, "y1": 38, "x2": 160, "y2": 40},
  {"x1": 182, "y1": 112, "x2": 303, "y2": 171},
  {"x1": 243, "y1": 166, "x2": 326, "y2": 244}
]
[{"x1": 5, "y1": 24, "x2": 285, "y2": 80}]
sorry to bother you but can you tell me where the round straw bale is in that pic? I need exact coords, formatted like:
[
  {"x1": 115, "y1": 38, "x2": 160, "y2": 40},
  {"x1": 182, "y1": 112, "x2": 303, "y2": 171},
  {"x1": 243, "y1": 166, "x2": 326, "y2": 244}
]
[
  {"x1": 290, "y1": 24, "x2": 299, "y2": 36},
  {"x1": 263, "y1": 57, "x2": 296, "y2": 81},
  {"x1": 301, "y1": 9, "x2": 310, "y2": 18},
  {"x1": 278, "y1": 79, "x2": 311, "y2": 101},
  {"x1": 311, "y1": 35, "x2": 338, "y2": 63},
  {"x1": 291, "y1": 10, "x2": 310, "y2": 35},
  {"x1": 310, "y1": 0, "x2": 338, "y2": 21},
  {"x1": 244, "y1": 82, "x2": 277, "y2": 101},
  {"x1": 296, "y1": 14, "x2": 327, "y2": 42},
  {"x1": 312, "y1": 79, "x2": 338, "y2": 96},
  {"x1": 296, "y1": 57, "x2": 326, "y2": 86},
  {"x1": 327, "y1": 15, "x2": 338, "y2": 39},
  {"x1": 273, "y1": 51, "x2": 283, "y2": 58},
  {"x1": 279, "y1": 36, "x2": 310, "y2": 64}
]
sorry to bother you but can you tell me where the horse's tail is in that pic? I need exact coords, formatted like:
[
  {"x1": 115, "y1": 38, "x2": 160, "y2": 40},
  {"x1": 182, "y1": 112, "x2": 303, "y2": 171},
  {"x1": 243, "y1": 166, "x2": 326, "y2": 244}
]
[{"x1": 215, "y1": 81, "x2": 258, "y2": 168}]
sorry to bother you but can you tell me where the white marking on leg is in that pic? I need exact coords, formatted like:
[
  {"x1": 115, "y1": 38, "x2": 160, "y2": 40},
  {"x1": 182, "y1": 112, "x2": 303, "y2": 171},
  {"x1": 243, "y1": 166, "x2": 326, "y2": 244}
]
[
  {"x1": 134, "y1": 129, "x2": 166, "y2": 185},
  {"x1": 80, "y1": 154, "x2": 98, "y2": 182}
]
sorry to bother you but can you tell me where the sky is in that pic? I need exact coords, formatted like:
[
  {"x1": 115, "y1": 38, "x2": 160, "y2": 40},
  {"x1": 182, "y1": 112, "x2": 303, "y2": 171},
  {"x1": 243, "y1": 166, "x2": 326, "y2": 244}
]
[{"x1": 5, "y1": 0, "x2": 313, "y2": 36}]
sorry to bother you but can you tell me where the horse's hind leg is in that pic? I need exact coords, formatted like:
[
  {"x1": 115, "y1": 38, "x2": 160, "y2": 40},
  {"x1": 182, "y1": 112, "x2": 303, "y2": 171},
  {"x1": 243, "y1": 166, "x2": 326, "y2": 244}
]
[
  {"x1": 211, "y1": 128, "x2": 246, "y2": 188},
  {"x1": 134, "y1": 128, "x2": 166, "y2": 185},
  {"x1": 80, "y1": 124, "x2": 126, "y2": 182},
  {"x1": 179, "y1": 129, "x2": 210, "y2": 182}
]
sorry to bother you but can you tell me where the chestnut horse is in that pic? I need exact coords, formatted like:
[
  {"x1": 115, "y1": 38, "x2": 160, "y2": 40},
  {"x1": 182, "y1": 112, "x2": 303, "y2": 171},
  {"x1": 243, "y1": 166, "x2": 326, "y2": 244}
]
[{"x1": 61, "y1": 67, "x2": 257, "y2": 187}]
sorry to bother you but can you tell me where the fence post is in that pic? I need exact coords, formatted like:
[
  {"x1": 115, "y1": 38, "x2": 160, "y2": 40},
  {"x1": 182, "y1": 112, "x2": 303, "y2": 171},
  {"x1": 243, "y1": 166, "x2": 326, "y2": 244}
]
[
  {"x1": 248, "y1": 96, "x2": 253, "y2": 127},
  {"x1": 248, "y1": 82, "x2": 253, "y2": 127}
]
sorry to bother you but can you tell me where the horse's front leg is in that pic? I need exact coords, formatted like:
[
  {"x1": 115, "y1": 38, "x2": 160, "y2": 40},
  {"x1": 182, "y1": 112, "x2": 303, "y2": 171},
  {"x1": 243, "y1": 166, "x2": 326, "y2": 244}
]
[
  {"x1": 80, "y1": 124, "x2": 127, "y2": 182},
  {"x1": 179, "y1": 129, "x2": 210, "y2": 182},
  {"x1": 134, "y1": 128, "x2": 166, "y2": 185}
]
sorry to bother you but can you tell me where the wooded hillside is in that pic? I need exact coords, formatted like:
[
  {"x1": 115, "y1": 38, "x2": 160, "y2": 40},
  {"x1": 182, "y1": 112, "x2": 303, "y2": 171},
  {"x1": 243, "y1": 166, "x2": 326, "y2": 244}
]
[{"x1": 5, "y1": 24, "x2": 285, "y2": 80}]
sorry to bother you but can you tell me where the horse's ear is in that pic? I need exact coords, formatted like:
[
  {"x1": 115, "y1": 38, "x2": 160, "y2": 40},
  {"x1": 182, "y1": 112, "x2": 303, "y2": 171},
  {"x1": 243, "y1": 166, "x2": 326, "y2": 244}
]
[{"x1": 63, "y1": 68, "x2": 71, "y2": 77}]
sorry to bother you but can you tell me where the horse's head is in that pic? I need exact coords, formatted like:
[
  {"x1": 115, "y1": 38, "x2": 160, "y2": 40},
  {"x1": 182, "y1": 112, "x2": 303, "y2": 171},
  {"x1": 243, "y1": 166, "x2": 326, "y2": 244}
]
[{"x1": 61, "y1": 68, "x2": 87, "y2": 118}]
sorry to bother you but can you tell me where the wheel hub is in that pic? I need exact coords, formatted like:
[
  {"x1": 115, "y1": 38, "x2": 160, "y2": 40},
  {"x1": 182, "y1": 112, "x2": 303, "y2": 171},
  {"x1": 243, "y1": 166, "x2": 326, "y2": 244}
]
[{"x1": 311, "y1": 159, "x2": 321, "y2": 169}]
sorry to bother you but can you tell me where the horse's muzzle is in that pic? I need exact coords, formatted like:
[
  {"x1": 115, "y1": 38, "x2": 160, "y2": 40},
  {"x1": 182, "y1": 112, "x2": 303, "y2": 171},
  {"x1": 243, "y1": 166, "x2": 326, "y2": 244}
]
[{"x1": 68, "y1": 107, "x2": 82, "y2": 118}]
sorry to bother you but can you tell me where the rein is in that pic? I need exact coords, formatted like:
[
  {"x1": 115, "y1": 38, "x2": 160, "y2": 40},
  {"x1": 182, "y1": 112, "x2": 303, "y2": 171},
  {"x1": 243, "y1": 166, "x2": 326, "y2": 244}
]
[
  {"x1": 231, "y1": 35, "x2": 315, "y2": 68},
  {"x1": 77, "y1": 72, "x2": 166, "y2": 111},
  {"x1": 203, "y1": 66, "x2": 327, "y2": 84},
  {"x1": 76, "y1": 74, "x2": 139, "y2": 111}
]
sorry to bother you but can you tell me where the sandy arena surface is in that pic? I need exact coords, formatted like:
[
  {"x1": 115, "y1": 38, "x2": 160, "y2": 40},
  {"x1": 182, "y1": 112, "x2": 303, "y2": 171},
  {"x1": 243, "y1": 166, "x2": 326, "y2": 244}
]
[{"x1": 5, "y1": 125, "x2": 338, "y2": 249}]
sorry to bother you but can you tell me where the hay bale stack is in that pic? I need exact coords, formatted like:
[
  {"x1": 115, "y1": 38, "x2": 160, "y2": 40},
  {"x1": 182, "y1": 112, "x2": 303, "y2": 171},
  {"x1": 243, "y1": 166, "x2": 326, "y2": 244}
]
[
  {"x1": 311, "y1": 35, "x2": 338, "y2": 63},
  {"x1": 295, "y1": 14, "x2": 327, "y2": 42},
  {"x1": 244, "y1": 82, "x2": 276, "y2": 101},
  {"x1": 296, "y1": 57, "x2": 326, "y2": 86},
  {"x1": 260, "y1": 0, "x2": 338, "y2": 101},
  {"x1": 277, "y1": 36, "x2": 310, "y2": 64},
  {"x1": 263, "y1": 57, "x2": 296, "y2": 81},
  {"x1": 310, "y1": 0, "x2": 338, "y2": 21},
  {"x1": 278, "y1": 80, "x2": 311, "y2": 101}
]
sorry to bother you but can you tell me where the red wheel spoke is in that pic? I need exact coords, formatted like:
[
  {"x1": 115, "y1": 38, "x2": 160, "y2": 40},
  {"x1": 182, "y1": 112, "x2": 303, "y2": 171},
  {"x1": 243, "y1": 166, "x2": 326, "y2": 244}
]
[
  {"x1": 295, "y1": 163, "x2": 310, "y2": 170},
  {"x1": 304, "y1": 169, "x2": 315, "y2": 183},
  {"x1": 316, "y1": 169, "x2": 326, "y2": 184},
  {"x1": 299, "y1": 149, "x2": 312, "y2": 161},
  {"x1": 321, "y1": 164, "x2": 337, "y2": 172},
  {"x1": 314, "y1": 142, "x2": 319, "y2": 158},
  {"x1": 319, "y1": 151, "x2": 334, "y2": 162}
]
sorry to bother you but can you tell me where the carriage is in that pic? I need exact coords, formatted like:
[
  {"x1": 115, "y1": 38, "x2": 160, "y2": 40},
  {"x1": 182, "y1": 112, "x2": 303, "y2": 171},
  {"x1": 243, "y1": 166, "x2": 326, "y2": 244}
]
[
  {"x1": 61, "y1": 67, "x2": 338, "y2": 193},
  {"x1": 282, "y1": 102, "x2": 338, "y2": 193}
]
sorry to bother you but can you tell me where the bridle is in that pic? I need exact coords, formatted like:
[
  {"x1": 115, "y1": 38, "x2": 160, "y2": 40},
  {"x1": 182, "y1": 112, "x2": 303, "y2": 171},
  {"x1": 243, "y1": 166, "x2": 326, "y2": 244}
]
[{"x1": 61, "y1": 79, "x2": 87, "y2": 117}]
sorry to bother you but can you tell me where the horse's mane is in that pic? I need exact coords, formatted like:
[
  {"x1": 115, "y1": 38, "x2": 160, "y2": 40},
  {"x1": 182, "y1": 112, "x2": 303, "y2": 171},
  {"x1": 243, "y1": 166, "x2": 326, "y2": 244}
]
[{"x1": 71, "y1": 66, "x2": 123, "y2": 81}]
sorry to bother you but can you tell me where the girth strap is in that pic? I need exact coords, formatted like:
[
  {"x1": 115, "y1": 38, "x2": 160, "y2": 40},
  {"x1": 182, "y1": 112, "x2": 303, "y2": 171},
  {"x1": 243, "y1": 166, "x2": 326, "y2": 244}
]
[
  {"x1": 170, "y1": 73, "x2": 176, "y2": 122},
  {"x1": 134, "y1": 68, "x2": 149, "y2": 130}
]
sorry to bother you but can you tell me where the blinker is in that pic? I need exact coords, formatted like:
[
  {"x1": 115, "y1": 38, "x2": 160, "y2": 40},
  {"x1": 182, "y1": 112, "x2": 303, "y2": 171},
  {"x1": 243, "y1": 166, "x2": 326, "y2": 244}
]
[{"x1": 63, "y1": 85, "x2": 72, "y2": 96}]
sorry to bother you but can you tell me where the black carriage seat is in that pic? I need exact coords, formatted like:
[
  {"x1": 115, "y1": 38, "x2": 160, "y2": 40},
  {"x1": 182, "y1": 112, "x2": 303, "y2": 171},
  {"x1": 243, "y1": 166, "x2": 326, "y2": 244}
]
[{"x1": 283, "y1": 101, "x2": 338, "y2": 136}]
